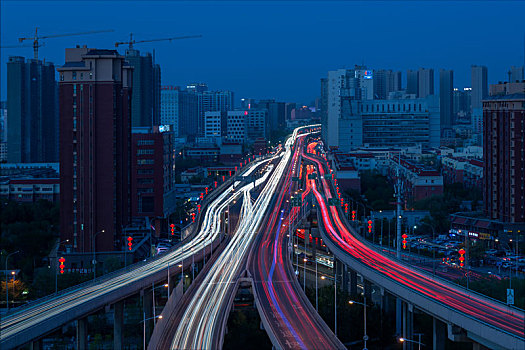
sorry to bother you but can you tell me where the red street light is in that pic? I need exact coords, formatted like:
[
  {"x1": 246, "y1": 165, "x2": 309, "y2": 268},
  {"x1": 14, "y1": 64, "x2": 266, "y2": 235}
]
[
  {"x1": 127, "y1": 236, "x2": 133, "y2": 251},
  {"x1": 402, "y1": 233, "x2": 408, "y2": 249},
  {"x1": 352, "y1": 210, "x2": 356, "y2": 221},
  {"x1": 458, "y1": 248, "x2": 466, "y2": 267},
  {"x1": 368, "y1": 220, "x2": 373, "y2": 234},
  {"x1": 170, "y1": 224, "x2": 175, "y2": 236},
  {"x1": 59, "y1": 257, "x2": 65, "y2": 274},
  {"x1": 205, "y1": 187, "x2": 208, "y2": 195}
]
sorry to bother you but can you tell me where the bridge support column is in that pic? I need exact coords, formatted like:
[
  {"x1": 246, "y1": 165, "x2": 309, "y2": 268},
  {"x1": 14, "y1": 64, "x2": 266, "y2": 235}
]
[
  {"x1": 114, "y1": 300, "x2": 124, "y2": 350},
  {"x1": 396, "y1": 298, "x2": 402, "y2": 336},
  {"x1": 143, "y1": 289, "x2": 153, "y2": 341},
  {"x1": 349, "y1": 269, "x2": 357, "y2": 297},
  {"x1": 402, "y1": 302, "x2": 414, "y2": 350},
  {"x1": 76, "y1": 317, "x2": 88, "y2": 350},
  {"x1": 342, "y1": 264, "x2": 349, "y2": 294},
  {"x1": 29, "y1": 339, "x2": 42, "y2": 350},
  {"x1": 433, "y1": 318, "x2": 446, "y2": 350},
  {"x1": 472, "y1": 343, "x2": 490, "y2": 350},
  {"x1": 364, "y1": 280, "x2": 372, "y2": 301}
]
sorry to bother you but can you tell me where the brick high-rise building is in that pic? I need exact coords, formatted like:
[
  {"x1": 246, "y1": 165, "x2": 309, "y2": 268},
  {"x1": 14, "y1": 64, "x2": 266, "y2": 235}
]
[
  {"x1": 57, "y1": 47, "x2": 133, "y2": 253},
  {"x1": 131, "y1": 126, "x2": 175, "y2": 218},
  {"x1": 483, "y1": 81, "x2": 525, "y2": 223}
]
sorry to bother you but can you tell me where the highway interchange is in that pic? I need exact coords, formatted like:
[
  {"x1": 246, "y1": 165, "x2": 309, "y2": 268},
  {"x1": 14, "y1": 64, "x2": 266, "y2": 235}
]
[{"x1": 2, "y1": 124, "x2": 524, "y2": 350}]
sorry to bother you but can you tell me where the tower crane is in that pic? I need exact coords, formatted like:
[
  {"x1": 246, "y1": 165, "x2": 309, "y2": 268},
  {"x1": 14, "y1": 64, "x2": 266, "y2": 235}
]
[
  {"x1": 114, "y1": 33, "x2": 202, "y2": 50},
  {"x1": 2, "y1": 27, "x2": 114, "y2": 60}
]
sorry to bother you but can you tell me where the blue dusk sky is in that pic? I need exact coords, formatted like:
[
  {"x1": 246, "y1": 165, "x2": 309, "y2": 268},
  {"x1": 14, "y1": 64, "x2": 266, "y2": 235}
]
[{"x1": 1, "y1": 1, "x2": 524, "y2": 104}]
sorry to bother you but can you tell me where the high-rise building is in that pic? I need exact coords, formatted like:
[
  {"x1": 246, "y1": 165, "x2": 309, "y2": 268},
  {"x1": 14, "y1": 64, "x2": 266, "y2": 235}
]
[
  {"x1": 406, "y1": 69, "x2": 419, "y2": 96},
  {"x1": 125, "y1": 49, "x2": 161, "y2": 127},
  {"x1": 226, "y1": 111, "x2": 246, "y2": 143},
  {"x1": 471, "y1": 65, "x2": 488, "y2": 112},
  {"x1": 131, "y1": 126, "x2": 175, "y2": 218},
  {"x1": 323, "y1": 67, "x2": 439, "y2": 151},
  {"x1": 256, "y1": 99, "x2": 285, "y2": 132},
  {"x1": 439, "y1": 69, "x2": 454, "y2": 131},
  {"x1": 483, "y1": 81, "x2": 525, "y2": 223},
  {"x1": 192, "y1": 90, "x2": 234, "y2": 136},
  {"x1": 453, "y1": 87, "x2": 472, "y2": 125},
  {"x1": 418, "y1": 68, "x2": 434, "y2": 98},
  {"x1": 7, "y1": 56, "x2": 58, "y2": 163},
  {"x1": 57, "y1": 47, "x2": 133, "y2": 253},
  {"x1": 373, "y1": 69, "x2": 402, "y2": 99},
  {"x1": 204, "y1": 111, "x2": 222, "y2": 142},
  {"x1": 509, "y1": 66, "x2": 524, "y2": 83},
  {"x1": 246, "y1": 109, "x2": 268, "y2": 141},
  {"x1": 186, "y1": 82, "x2": 208, "y2": 93},
  {"x1": 0, "y1": 101, "x2": 6, "y2": 143},
  {"x1": 160, "y1": 86, "x2": 199, "y2": 140},
  {"x1": 285, "y1": 102, "x2": 297, "y2": 122}
]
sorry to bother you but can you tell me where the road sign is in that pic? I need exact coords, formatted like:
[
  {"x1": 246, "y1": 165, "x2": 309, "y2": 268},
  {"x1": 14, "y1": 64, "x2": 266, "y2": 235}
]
[
  {"x1": 507, "y1": 289, "x2": 515, "y2": 305},
  {"x1": 324, "y1": 174, "x2": 331, "y2": 179},
  {"x1": 328, "y1": 198, "x2": 338, "y2": 206},
  {"x1": 307, "y1": 173, "x2": 317, "y2": 179}
]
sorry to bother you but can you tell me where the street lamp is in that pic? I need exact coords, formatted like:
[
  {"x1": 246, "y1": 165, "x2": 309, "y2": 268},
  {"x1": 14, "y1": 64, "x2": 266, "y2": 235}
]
[
  {"x1": 5, "y1": 250, "x2": 19, "y2": 311},
  {"x1": 92, "y1": 229, "x2": 105, "y2": 279},
  {"x1": 349, "y1": 299, "x2": 368, "y2": 350},
  {"x1": 398, "y1": 333, "x2": 425, "y2": 350},
  {"x1": 140, "y1": 313, "x2": 162, "y2": 350}
]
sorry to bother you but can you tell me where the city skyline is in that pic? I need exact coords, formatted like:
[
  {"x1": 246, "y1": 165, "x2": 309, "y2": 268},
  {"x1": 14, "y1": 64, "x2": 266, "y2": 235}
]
[{"x1": 1, "y1": 1, "x2": 524, "y2": 104}]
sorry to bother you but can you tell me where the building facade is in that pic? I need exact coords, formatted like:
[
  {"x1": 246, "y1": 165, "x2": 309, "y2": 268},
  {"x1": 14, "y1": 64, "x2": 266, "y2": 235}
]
[
  {"x1": 483, "y1": 82, "x2": 525, "y2": 223},
  {"x1": 7, "y1": 56, "x2": 58, "y2": 163},
  {"x1": 131, "y1": 126, "x2": 175, "y2": 218},
  {"x1": 57, "y1": 47, "x2": 133, "y2": 253},
  {"x1": 373, "y1": 69, "x2": 402, "y2": 99},
  {"x1": 227, "y1": 111, "x2": 246, "y2": 143},
  {"x1": 471, "y1": 65, "x2": 488, "y2": 112},
  {"x1": 439, "y1": 69, "x2": 454, "y2": 132},
  {"x1": 125, "y1": 49, "x2": 161, "y2": 127},
  {"x1": 418, "y1": 68, "x2": 434, "y2": 98},
  {"x1": 160, "y1": 86, "x2": 199, "y2": 140}
]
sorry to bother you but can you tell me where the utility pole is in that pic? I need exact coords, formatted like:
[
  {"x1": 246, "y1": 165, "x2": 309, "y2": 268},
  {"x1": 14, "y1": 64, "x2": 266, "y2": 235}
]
[{"x1": 395, "y1": 156, "x2": 403, "y2": 260}]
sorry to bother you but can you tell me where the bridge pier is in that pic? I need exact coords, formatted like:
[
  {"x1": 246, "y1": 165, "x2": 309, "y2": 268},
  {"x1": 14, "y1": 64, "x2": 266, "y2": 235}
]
[
  {"x1": 364, "y1": 280, "x2": 372, "y2": 301},
  {"x1": 29, "y1": 339, "x2": 42, "y2": 350},
  {"x1": 143, "y1": 289, "x2": 153, "y2": 341},
  {"x1": 342, "y1": 264, "x2": 349, "y2": 294},
  {"x1": 114, "y1": 300, "x2": 124, "y2": 350},
  {"x1": 402, "y1": 302, "x2": 414, "y2": 350},
  {"x1": 472, "y1": 342, "x2": 490, "y2": 350},
  {"x1": 76, "y1": 317, "x2": 88, "y2": 350},
  {"x1": 349, "y1": 269, "x2": 358, "y2": 297},
  {"x1": 396, "y1": 298, "x2": 402, "y2": 336},
  {"x1": 433, "y1": 318, "x2": 446, "y2": 350}
]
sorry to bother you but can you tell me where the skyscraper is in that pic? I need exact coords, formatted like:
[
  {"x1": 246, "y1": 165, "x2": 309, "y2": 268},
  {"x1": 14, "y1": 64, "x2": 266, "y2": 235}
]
[
  {"x1": 483, "y1": 81, "x2": 525, "y2": 223},
  {"x1": 58, "y1": 47, "x2": 133, "y2": 253},
  {"x1": 7, "y1": 56, "x2": 58, "y2": 163},
  {"x1": 160, "y1": 86, "x2": 199, "y2": 140},
  {"x1": 406, "y1": 69, "x2": 419, "y2": 96},
  {"x1": 471, "y1": 65, "x2": 488, "y2": 112},
  {"x1": 509, "y1": 66, "x2": 524, "y2": 82},
  {"x1": 373, "y1": 69, "x2": 402, "y2": 99},
  {"x1": 125, "y1": 49, "x2": 161, "y2": 127},
  {"x1": 418, "y1": 68, "x2": 434, "y2": 98},
  {"x1": 439, "y1": 69, "x2": 454, "y2": 131},
  {"x1": 198, "y1": 90, "x2": 234, "y2": 135}
]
